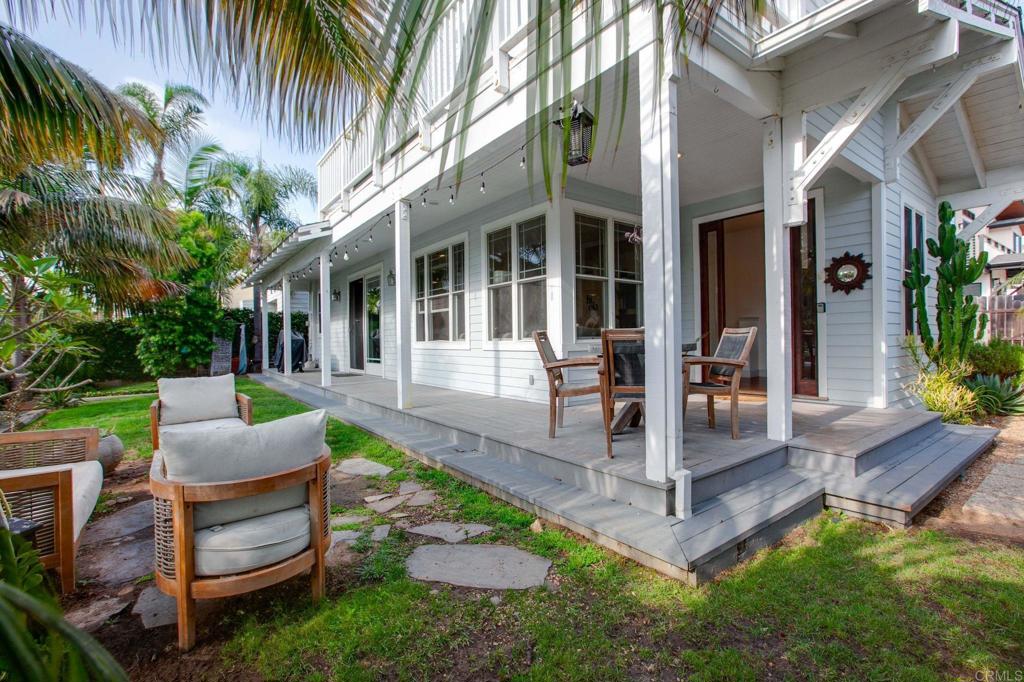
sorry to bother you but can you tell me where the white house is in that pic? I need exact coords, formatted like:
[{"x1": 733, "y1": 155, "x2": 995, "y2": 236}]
[{"x1": 245, "y1": 0, "x2": 1021, "y2": 583}]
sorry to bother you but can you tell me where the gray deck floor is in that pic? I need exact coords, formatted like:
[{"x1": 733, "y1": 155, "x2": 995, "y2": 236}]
[{"x1": 275, "y1": 371, "x2": 926, "y2": 484}]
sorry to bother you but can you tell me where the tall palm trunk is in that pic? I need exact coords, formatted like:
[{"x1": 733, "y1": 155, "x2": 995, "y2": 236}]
[
  {"x1": 250, "y1": 217, "x2": 264, "y2": 371},
  {"x1": 151, "y1": 142, "x2": 166, "y2": 188}
]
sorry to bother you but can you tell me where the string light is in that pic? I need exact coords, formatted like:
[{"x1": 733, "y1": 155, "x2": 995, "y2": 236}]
[
  {"x1": 448, "y1": 186, "x2": 455, "y2": 205},
  {"x1": 368, "y1": 231, "x2": 373, "y2": 243},
  {"x1": 343, "y1": 249, "x2": 350, "y2": 261},
  {"x1": 480, "y1": 175, "x2": 486, "y2": 194}
]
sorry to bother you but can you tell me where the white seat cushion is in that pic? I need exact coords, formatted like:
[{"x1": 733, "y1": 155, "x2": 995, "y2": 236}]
[
  {"x1": 193, "y1": 505, "x2": 310, "y2": 576},
  {"x1": 158, "y1": 417, "x2": 247, "y2": 438},
  {"x1": 159, "y1": 410, "x2": 327, "y2": 529},
  {"x1": 158, "y1": 374, "x2": 238, "y2": 425},
  {"x1": 3, "y1": 461, "x2": 102, "y2": 541}
]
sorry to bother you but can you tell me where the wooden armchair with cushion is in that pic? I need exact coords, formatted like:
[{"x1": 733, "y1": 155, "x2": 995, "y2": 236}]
[
  {"x1": 532, "y1": 331, "x2": 601, "y2": 438},
  {"x1": 683, "y1": 327, "x2": 757, "y2": 440},
  {"x1": 150, "y1": 374, "x2": 253, "y2": 451},
  {"x1": 0, "y1": 428, "x2": 103, "y2": 593},
  {"x1": 598, "y1": 329, "x2": 646, "y2": 458},
  {"x1": 150, "y1": 409, "x2": 331, "y2": 651}
]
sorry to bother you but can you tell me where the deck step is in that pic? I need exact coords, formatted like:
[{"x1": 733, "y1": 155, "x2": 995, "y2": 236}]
[
  {"x1": 690, "y1": 444, "x2": 789, "y2": 505},
  {"x1": 797, "y1": 423, "x2": 996, "y2": 526},
  {"x1": 788, "y1": 410, "x2": 942, "y2": 476}
]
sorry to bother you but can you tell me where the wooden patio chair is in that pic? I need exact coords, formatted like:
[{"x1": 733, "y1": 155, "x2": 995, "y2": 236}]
[
  {"x1": 150, "y1": 410, "x2": 331, "y2": 651},
  {"x1": 598, "y1": 328, "x2": 646, "y2": 458},
  {"x1": 683, "y1": 327, "x2": 757, "y2": 440},
  {"x1": 150, "y1": 375, "x2": 253, "y2": 451},
  {"x1": 0, "y1": 428, "x2": 103, "y2": 593},
  {"x1": 532, "y1": 331, "x2": 601, "y2": 438}
]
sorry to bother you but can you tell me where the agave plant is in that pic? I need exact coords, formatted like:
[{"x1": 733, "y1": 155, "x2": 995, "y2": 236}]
[{"x1": 964, "y1": 374, "x2": 1024, "y2": 416}]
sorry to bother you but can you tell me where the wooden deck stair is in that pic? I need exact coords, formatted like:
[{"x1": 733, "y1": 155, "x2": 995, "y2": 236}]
[{"x1": 254, "y1": 374, "x2": 995, "y2": 583}]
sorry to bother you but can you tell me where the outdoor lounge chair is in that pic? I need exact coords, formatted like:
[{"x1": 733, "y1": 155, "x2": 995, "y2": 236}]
[
  {"x1": 0, "y1": 428, "x2": 103, "y2": 593},
  {"x1": 150, "y1": 409, "x2": 331, "y2": 651},
  {"x1": 532, "y1": 331, "x2": 601, "y2": 438},
  {"x1": 598, "y1": 328, "x2": 646, "y2": 458},
  {"x1": 683, "y1": 327, "x2": 757, "y2": 440},
  {"x1": 149, "y1": 374, "x2": 253, "y2": 450}
]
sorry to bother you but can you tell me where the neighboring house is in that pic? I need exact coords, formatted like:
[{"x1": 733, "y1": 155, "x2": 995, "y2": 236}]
[
  {"x1": 965, "y1": 200, "x2": 1024, "y2": 295},
  {"x1": 245, "y1": 0, "x2": 1022, "y2": 582}
]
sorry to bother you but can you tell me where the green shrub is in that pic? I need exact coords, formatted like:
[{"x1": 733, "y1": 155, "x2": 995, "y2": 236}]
[
  {"x1": 969, "y1": 338, "x2": 1024, "y2": 378},
  {"x1": 911, "y1": 368, "x2": 978, "y2": 424},
  {"x1": 46, "y1": 319, "x2": 148, "y2": 384},
  {"x1": 964, "y1": 374, "x2": 1024, "y2": 415}
]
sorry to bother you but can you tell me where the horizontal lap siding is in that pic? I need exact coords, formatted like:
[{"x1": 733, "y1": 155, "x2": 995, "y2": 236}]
[
  {"x1": 816, "y1": 169, "x2": 873, "y2": 405},
  {"x1": 807, "y1": 100, "x2": 885, "y2": 182}
]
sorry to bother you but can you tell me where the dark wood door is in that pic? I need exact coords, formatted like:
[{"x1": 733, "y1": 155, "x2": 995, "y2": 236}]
[
  {"x1": 789, "y1": 198, "x2": 819, "y2": 397},
  {"x1": 349, "y1": 279, "x2": 364, "y2": 371},
  {"x1": 698, "y1": 220, "x2": 726, "y2": 356}
]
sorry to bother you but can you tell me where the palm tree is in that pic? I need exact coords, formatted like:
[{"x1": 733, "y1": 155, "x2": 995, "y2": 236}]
[
  {"x1": 214, "y1": 154, "x2": 316, "y2": 368},
  {"x1": 116, "y1": 81, "x2": 209, "y2": 188}
]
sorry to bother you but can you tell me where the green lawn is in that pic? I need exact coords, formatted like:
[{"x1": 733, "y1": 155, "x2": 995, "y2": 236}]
[{"x1": 33, "y1": 379, "x2": 1024, "y2": 679}]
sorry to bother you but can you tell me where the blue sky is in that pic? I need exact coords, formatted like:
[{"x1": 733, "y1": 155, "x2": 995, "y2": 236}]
[{"x1": 24, "y1": 14, "x2": 321, "y2": 224}]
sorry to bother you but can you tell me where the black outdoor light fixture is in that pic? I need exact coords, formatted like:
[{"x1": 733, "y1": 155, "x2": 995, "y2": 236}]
[
  {"x1": 386, "y1": 269, "x2": 396, "y2": 287},
  {"x1": 331, "y1": 289, "x2": 342, "y2": 301},
  {"x1": 555, "y1": 99, "x2": 594, "y2": 166}
]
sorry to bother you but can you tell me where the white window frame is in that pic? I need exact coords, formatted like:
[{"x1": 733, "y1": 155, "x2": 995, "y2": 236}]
[
  {"x1": 412, "y1": 232, "x2": 470, "y2": 350},
  {"x1": 571, "y1": 208, "x2": 645, "y2": 344},
  {"x1": 480, "y1": 207, "x2": 549, "y2": 348}
]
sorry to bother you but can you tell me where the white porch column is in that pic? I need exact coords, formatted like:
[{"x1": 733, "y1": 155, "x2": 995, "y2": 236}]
[
  {"x1": 763, "y1": 115, "x2": 793, "y2": 441},
  {"x1": 282, "y1": 277, "x2": 292, "y2": 375},
  {"x1": 638, "y1": 39, "x2": 685, "y2": 491},
  {"x1": 319, "y1": 251, "x2": 332, "y2": 388},
  {"x1": 544, "y1": 185, "x2": 565, "y2": 356},
  {"x1": 260, "y1": 286, "x2": 269, "y2": 373},
  {"x1": 394, "y1": 199, "x2": 413, "y2": 409}
]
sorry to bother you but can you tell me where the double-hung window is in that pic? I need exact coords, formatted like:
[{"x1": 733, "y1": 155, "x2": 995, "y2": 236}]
[
  {"x1": 486, "y1": 215, "x2": 547, "y2": 340},
  {"x1": 903, "y1": 206, "x2": 925, "y2": 336},
  {"x1": 414, "y1": 240, "x2": 466, "y2": 342},
  {"x1": 574, "y1": 213, "x2": 644, "y2": 339}
]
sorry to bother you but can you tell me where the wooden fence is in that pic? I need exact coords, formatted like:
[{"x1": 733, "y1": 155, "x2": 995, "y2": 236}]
[{"x1": 978, "y1": 295, "x2": 1024, "y2": 344}]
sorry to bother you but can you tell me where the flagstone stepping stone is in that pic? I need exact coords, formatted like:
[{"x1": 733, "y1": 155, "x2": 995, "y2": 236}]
[
  {"x1": 332, "y1": 529, "x2": 362, "y2": 544},
  {"x1": 408, "y1": 522, "x2": 492, "y2": 543},
  {"x1": 406, "y1": 490, "x2": 437, "y2": 507},
  {"x1": 80, "y1": 535, "x2": 154, "y2": 586},
  {"x1": 338, "y1": 458, "x2": 393, "y2": 477},
  {"x1": 326, "y1": 540, "x2": 359, "y2": 568},
  {"x1": 332, "y1": 514, "x2": 371, "y2": 526},
  {"x1": 65, "y1": 597, "x2": 130, "y2": 632},
  {"x1": 398, "y1": 481, "x2": 423, "y2": 495},
  {"x1": 364, "y1": 493, "x2": 391, "y2": 503},
  {"x1": 132, "y1": 586, "x2": 215, "y2": 629},
  {"x1": 371, "y1": 525, "x2": 391, "y2": 541},
  {"x1": 80, "y1": 500, "x2": 153, "y2": 547},
  {"x1": 367, "y1": 494, "x2": 412, "y2": 513},
  {"x1": 406, "y1": 545, "x2": 551, "y2": 590},
  {"x1": 330, "y1": 476, "x2": 370, "y2": 507},
  {"x1": 390, "y1": 512, "x2": 412, "y2": 519}
]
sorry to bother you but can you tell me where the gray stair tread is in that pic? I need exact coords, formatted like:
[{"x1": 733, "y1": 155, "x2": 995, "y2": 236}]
[
  {"x1": 674, "y1": 474, "x2": 824, "y2": 566},
  {"x1": 788, "y1": 410, "x2": 939, "y2": 457},
  {"x1": 682, "y1": 468, "x2": 813, "y2": 540}
]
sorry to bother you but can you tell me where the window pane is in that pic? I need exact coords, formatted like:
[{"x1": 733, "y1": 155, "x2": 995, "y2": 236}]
[
  {"x1": 366, "y1": 276, "x2": 382, "y2": 363},
  {"x1": 615, "y1": 281, "x2": 642, "y2": 329},
  {"x1": 428, "y1": 249, "x2": 449, "y2": 296},
  {"x1": 519, "y1": 280, "x2": 547, "y2": 337},
  {"x1": 518, "y1": 216, "x2": 547, "y2": 280},
  {"x1": 452, "y1": 242, "x2": 465, "y2": 292},
  {"x1": 416, "y1": 300, "x2": 425, "y2": 342},
  {"x1": 428, "y1": 295, "x2": 449, "y2": 341},
  {"x1": 576, "y1": 277, "x2": 606, "y2": 339},
  {"x1": 614, "y1": 222, "x2": 643, "y2": 281},
  {"x1": 453, "y1": 292, "x2": 466, "y2": 341},
  {"x1": 575, "y1": 214, "x2": 606, "y2": 277},
  {"x1": 415, "y1": 256, "x2": 425, "y2": 299},
  {"x1": 489, "y1": 285, "x2": 513, "y2": 340},
  {"x1": 488, "y1": 228, "x2": 512, "y2": 285}
]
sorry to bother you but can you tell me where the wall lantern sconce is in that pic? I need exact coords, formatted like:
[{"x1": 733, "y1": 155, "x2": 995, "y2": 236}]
[
  {"x1": 555, "y1": 100, "x2": 594, "y2": 166},
  {"x1": 331, "y1": 289, "x2": 342, "y2": 302},
  {"x1": 386, "y1": 269, "x2": 397, "y2": 287}
]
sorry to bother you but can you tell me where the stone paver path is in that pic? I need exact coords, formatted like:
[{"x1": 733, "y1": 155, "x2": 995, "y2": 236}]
[
  {"x1": 332, "y1": 514, "x2": 371, "y2": 526},
  {"x1": 80, "y1": 500, "x2": 153, "y2": 547},
  {"x1": 367, "y1": 493, "x2": 412, "y2": 513},
  {"x1": 80, "y1": 535, "x2": 154, "y2": 585},
  {"x1": 337, "y1": 458, "x2": 393, "y2": 477},
  {"x1": 408, "y1": 522, "x2": 492, "y2": 543},
  {"x1": 65, "y1": 596, "x2": 130, "y2": 632},
  {"x1": 964, "y1": 460, "x2": 1024, "y2": 523},
  {"x1": 406, "y1": 544, "x2": 551, "y2": 589}
]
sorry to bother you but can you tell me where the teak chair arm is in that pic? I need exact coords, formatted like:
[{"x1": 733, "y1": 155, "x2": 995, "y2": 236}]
[
  {"x1": 151, "y1": 447, "x2": 331, "y2": 502},
  {"x1": 682, "y1": 356, "x2": 747, "y2": 368},
  {"x1": 544, "y1": 356, "x2": 601, "y2": 370}
]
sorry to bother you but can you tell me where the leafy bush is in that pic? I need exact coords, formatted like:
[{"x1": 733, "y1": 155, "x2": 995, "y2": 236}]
[
  {"x1": 968, "y1": 338, "x2": 1024, "y2": 378},
  {"x1": 48, "y1": 319, "x2": 148, "y2": 385},
  {"x1": 36, "y1": 380, "x2": 82, "y2": 410},
  {"x1": 910, "y1": 368, "x2": 978, "y2": 424},
  {"x1": 964, "y1": 374, "x2": 1024, "y2": 415}
]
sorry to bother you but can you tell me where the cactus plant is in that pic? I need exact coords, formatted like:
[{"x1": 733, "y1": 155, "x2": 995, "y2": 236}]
[{"x1": 902, "y1": 201, "x2": 988, "y2": 368}]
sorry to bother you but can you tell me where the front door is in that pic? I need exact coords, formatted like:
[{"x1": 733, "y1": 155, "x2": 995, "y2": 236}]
[
  {"x1": 789, "y1": 199, "x2": 819, "y2": 396},
  {"x1": 349, "y1": 278, "x2": 364, "y2": 371}
]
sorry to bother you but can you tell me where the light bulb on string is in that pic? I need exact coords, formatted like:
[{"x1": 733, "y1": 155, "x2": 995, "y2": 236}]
[
  {"x1": 368, "y1": 231, "x2": 374, "y2": 243},
  {"x1": 343, "y1": 249, "x2": 349, "y2": 261},
  {"x1": 449, "y1": 187, "x2": 455, "y2": 205},
  {"x1": 421, "y1": 195, "x2": 427, "y2": 207},
  {"x1": 520, "y1": 148, "x2": 526, "y2": 168},
  {"x1": 480, "y1": 176, "x2": 486, "y2": 194},
  {"x1": 354, "y1": 243, "x2": 359, "y2": 253}
]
